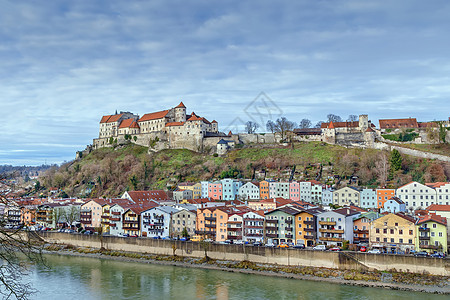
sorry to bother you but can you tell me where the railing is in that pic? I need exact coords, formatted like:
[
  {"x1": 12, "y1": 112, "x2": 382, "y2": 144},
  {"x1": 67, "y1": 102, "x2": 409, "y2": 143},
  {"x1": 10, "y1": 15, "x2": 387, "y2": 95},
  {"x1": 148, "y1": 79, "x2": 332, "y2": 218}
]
[
  {"x1": 304, "y1": 235, "x2": 314, "y2": 240},
  {"x1": 112, "y1": 211, "x2": 121, "y2": 215},
  {"x1": 110, "y1": 217, "x2": 120, "y2": 222},
  {"x1": 320, "y1": 237, "x2": 343, "y2": 242},
  {"x1": 285, "y1": 234, "x2": 293, "y2": 239},
  {"x1": 304, "y1": 227, "x2": 315, "y2": 232},
  {"x1": 319, "y1": 221, "x2": 336, "y2": 226},
  {"x1": 285, "y1": 227, "x2": 293, "y2": 231},
  {"x1": 419, "y1": 236, "x2": 430, "y2": 240},
  {"x1": 122, "y1": 225, "x2": 139, "y2": 230},
  {"x1": 419, "y1": 244, "x2": 438, "y2": 249},
  {"x1": 266, "y1": 233, "x2": 278, "y2": 238},
  {"x1": 265, "y1": 219, "x2": 278, "y2": 224},
  {"x1": 123, "y1": 220, "x2": 139, "y2": 224},
  {"x1": 304, "y1": 220, "x2": 314, "y2": 225},
  {"x1": 227, "y1": 235, "x2": 240, "y2": 240},
  {"x1": 285, "y1": 219, "x2": 293, "y2": 224},
  {"x1": 80, "y1": 220, "x2": 91, "y2": 224},
  {"x1": 245, "y1": 233, "x2": 263, "y2": 237},
  {"x1": 205, "y1": 223, "x2": 215, "y2": 228},
  {"x1": 245, "y1": 225, "x2": 263, "y2": 229},
  {"x1": 244, "y1": 218, "x2": 264, "y2": 222},
  {"x1": 205, "y1": 217, "x2": 216, "y2": 221},
  {"x1": 319, "y1": 228, "x2": 344, "y2": 234},
  {"x1": 418, "y1": 227, "x2": 430, "y2": 232},
  {"x1": 195, "y1": 230, "x2": 215, "y2": 235},
  {"x1": 103, "y1": 210, "x2": 110, "y2": 214},
  {"x1": 101, "y1": 215, "x2": 110, "y2": 219}
]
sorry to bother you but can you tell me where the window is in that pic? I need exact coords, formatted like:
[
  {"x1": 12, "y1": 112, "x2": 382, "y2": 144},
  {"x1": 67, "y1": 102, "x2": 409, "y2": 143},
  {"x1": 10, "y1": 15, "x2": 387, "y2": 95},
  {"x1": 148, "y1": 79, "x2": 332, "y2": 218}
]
[
  {"x1": 376, "y1": 228, "x2": 380, "y2": 233},
  {"x1": 390, "y1": 229, "x2": 394, "y2": 234},
  {"x1": 376, "y1": 237, "x2": 380, "y2": 242},
  {"x1": 409, "y1": 230, "x2": 413, "y2": 235},
  {"x1": 408, "y1": 239, "x2": 412, "y2": 244},
  {"x1": 390, "y1": 238, "x2": 394, "y2": 243},
  {"x1": 399, "y1": 238, "x2": 403, "y2": 243},
  {"x1": 399, "y1": 229, "x2": 403, "y2": 235},
  {"x1": 395, "y1": 223, "x2": 398, "y2": 226},
  {"x1": 432, "y1": 223, "x2": 437, "y2": 228},
  {"x1": 383, "y1": 238, "x2": 387, "y2": 242},
  {"x1": 383, "y1": 229, "x2": 387, "y2": 234}
]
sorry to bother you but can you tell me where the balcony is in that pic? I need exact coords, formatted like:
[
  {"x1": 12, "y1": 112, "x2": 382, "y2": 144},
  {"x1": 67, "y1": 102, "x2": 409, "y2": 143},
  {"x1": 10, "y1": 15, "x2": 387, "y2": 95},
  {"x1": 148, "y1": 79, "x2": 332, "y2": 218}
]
[
  {"x1": 304, "y1": 235, "x2": 314, "y2": 240},
  {"x1": 354, "y1": 229, "x2": 368, "y2": 234},
  {"x1": 245, "y1": 225, "x2": 263, "y2": 229},
  {"x1": 419, "y1": 236, "x2": 430, "y2": 241},
  {"x1": 244, "y1": 218, "x2": 264, "y2": 222},
  {"x1": 285, "y1": 227, "x2": 293, "y2": 231},
  {"x1": 227, "y1": 227, "x2": 241, "y2": 231},
  {"x1": 124, "y1": 220, "x2": 139, "y2": 224},
  {"x1": 319, "y1": 221, "x2": 336, "y2": 226},
  {"x1": 265, "y1": 226, "x2": 278, "y2": 231},
  {"x1": 205, "y1": 223, "x2": 216, "y2": 228},
  {"x1": 246, "y1": 233, "x2": 263, "y2": 237},
  {"x1": 103, "y1": 210, "x2": 110, "y2": 214},
  {"x1": 304, "y1": 220, "x2": 314, "y2": 225},
  {"x1": 319, "y1": 228, "x2": 344, "y2": 234},
  {"x1": 112, "y1": 211, "x2": 121, "y2": 215},
  {"x1": 101, "y1": 220, "x2": 110, "y2": 225},
  {"x1": 418, "y1": 227, "x2": 430, "y2": 232},
  {"x1": 419, "y1": 244, "x2": 438, "y2": 249},
  {"x1": 101, "y1": 215, "x2": 110, "y2": 219},
  {"x1": 195, "y1": 230, "x2": 215, "y2": 235},
  {"x1": 205, "y1": 217, "x2": 216, "y2": 221},
  {"x1": 285, "y1": 219, "x2": 293, "y2": 224},
  {"x1": 122, "y1": 225, "x2": 139, "y2": 230},
  {"x1": 144, "y1": 221, "x2": 164, "y2": 226},
  {"x1": 320, "y1": 237, "x2": 343, "y2": 242},
  {"x1": 266, "y1": 233, "x2": 278, "y2": 238},
  {"x1": 266, "y1": 219, "x2": 278, "y2": 224},
  {"x1": 227, "y1": 235, "x2": 240, "y2": 240},
  {"x1": 80, "y1": 220, "x2": 91, "y2": 224},
  {"x1": 285, "y1": 234, "x2": 293, "y2": 239},
  {"x1": 110, "y1": 217, "x2": 120, "y2": 222},
  {"x1": 109, "y1": 223, "x2": 116, "y2": 227},
  {"x1": 148, "y1": 228, "x2": 164, "y2": 233},
  {"x1": 304, "y1": 227, "x2": 315, "y2": 232}
]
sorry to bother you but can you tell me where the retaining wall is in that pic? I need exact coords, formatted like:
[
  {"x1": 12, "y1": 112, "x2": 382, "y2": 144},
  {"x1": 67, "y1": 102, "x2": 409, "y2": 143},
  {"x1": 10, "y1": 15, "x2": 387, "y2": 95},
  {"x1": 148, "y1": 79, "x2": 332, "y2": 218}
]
[{"x1": 39, "y1": 233, "x2": 449, "y2": 276}]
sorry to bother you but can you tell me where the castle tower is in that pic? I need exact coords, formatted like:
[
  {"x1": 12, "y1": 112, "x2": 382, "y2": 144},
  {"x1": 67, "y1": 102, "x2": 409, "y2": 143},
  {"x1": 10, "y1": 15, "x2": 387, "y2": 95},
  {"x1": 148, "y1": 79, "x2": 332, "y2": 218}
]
[
  {"x1": 323, "y1": 121, "x2": 336, "y2": 144},
  {"x1": 174, "y1": 101, "x2": 186, "y2": 123},
  {"x1": 359, "y1": 114, "x2": 369, "y2": 131}
]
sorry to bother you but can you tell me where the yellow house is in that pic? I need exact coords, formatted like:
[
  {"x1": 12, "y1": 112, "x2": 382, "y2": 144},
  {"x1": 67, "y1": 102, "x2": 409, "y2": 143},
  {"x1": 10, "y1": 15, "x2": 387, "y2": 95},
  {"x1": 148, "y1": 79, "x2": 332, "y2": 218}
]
[
  {"x1": 415, "y1": 214, "x2": 447, "y2": 254},
  {"x1": 369, "y1": 213, "x2": 416, "y2": 253},
  {"x1": 123, "y1": 206, "x2": 141, "y2": 236},
  {"x1": 101, "y1": 203, "x2": 111, "y2": 233},
  {"x1": 178, "y1": 182, "x2": 202, "y2": 199},
  {"x1": 294, "y1": 208, "x2": 323, "y2": 247}
]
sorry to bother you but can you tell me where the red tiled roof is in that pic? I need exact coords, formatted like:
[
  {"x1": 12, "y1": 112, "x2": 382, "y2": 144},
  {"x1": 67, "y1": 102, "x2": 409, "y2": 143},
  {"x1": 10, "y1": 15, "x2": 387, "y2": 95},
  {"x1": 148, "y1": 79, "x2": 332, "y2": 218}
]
[
  {"x1": 126, "y1": 190, "x2": 169, "y2": 202},
  {"x1": 418, "y1": 122, "x2": 438, "y2": 128},
  {"x1": 211, "y1": 120, "x2": 217, "y2": 123},
  {"x1": 395, "y1": 212, "x2": 415, "y2": 223},
  {"x1": 130, "y1": 121, "x2": 140, "y2": 128},
  {"x1": 365, "y1": 127, "x2": 375, "y2": 132},
  {"x1": 426, "y1": 204, "x2": 450, "y2": 212},
  {"x1": 138, "y1": 110, "x2": 169, "y2": 122},
  {"x1": 425, "y1": 182, "x2": 448, "y2": 189},
  {"x1": 101, "y1": 114, "x2": 123, "y2": 124},
  {"x1": 321, "y1": 121, "x2": 359, "y2": 129},
  {"x1": 100, "y1": 115, "x2": 112, "y2": 123},
  {"x1": 187, "y1": 114, "x2": 202, "y2": 121},
  {"x1": 175, "y1": 101, "x2": 186, "y2": 108},
  {"x1": 417, "y1": 214, "x2": 447, "y2": 226},
  {"x1": 119, "y1": 118, "x2": 135, "y2": 128},
  {"x1": 379, "y1": 118, "x2": 418, "y2": 129},
  {"x1": 165, "y1": 122, "x2": 184, "y2": 127},
  {"x1": 201, "y1": 117, "x2": 211, "y2": 124}
]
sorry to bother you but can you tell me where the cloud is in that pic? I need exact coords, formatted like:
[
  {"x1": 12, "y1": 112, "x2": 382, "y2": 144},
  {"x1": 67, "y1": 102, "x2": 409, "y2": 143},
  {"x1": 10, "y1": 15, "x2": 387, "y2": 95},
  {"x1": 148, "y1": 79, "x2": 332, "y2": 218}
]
[{"x1": 1, "y1": 0, "x2": 449, "y2": 165}]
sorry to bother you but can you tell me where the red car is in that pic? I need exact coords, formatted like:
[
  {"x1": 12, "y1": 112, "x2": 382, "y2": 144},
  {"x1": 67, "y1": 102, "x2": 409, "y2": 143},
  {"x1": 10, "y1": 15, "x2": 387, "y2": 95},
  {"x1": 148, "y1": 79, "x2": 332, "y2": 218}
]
[
  {"x1": 329, "y1": 246, "x2": 341, "y2": 251},
  {"x1": 360, "y1": 246, "x2": 367, "y2": 252}
]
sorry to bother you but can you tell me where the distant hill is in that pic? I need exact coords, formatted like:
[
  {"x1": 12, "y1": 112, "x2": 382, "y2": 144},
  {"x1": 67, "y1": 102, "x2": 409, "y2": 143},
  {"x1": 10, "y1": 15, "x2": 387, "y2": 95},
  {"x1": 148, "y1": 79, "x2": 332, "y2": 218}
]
[
  {"x1": 38, "y1": 142, "x2": 450, "y2": 198},
  {"x1": 0, "y1": 164, "x2": 55, "y2": 178}
]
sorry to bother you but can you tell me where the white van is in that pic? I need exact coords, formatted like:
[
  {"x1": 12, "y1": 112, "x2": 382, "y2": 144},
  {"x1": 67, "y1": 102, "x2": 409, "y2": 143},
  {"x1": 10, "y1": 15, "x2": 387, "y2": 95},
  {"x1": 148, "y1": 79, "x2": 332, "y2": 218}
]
[{"x1": 313, "y1": 245, "x2": 326, "y2": 251}]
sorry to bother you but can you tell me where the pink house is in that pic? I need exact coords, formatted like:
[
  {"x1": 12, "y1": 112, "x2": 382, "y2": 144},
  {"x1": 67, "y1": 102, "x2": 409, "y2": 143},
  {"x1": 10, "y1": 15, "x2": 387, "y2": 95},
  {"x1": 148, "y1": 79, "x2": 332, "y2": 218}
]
[
  {"x1": 289, "y1": 182, "x2": 300, "y2": 201},
  {"x1": 208, "y1": 182, "x2": 223, "y2": 200}
]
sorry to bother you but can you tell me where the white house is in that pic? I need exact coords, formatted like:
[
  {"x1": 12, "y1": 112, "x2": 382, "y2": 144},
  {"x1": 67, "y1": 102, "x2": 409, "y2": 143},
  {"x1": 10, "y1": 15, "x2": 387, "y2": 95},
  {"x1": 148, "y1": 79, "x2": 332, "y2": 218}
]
[
  {"x1": 238, "y1": 182, "x2": 260, "y2": 200},
  {"x1": 317, "y1": 208, "x2": 361, "y2": 246},
  {"x1": 360, "y1": 188, "x2": 377, "y2": 209},
  {"x1": 396, "y1": 181, "x2": 437, "y2": 210},
  {"x1": 141, "y1": 206, "x2": 180, "y2": 238}
]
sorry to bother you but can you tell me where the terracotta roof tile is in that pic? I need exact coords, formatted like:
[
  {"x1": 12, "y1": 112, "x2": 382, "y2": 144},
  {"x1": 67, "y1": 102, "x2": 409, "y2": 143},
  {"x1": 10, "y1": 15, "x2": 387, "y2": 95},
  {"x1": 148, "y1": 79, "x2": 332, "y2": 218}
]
[
  {"x1": 379, "y1": 118, "x2": 418, "y2": 129},
  {"x1": 119, "y1": 118, "x2": 136, "y2": 128},
  {"x1": 417, "y1": 214, "x2": 447, "y2": 226},
  {"x1": 175, "y1": 101, "x2": 186, "y2": 108},
  {"x1": 426, "y1": 204, "x2": 450, "y2": 212},
  {"x1": 138, "y1": 110, "x2": 169, "y2": 122},
  {"x1": 165, "y1": 122, "x2": 184, "y2": 127}
]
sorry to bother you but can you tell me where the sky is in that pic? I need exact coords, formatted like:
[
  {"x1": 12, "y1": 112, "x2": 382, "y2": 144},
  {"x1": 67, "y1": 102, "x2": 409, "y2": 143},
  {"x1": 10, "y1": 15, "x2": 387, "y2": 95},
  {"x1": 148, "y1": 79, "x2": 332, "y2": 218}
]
[{"x1": 1, "y1": 0, "x2": 450, "y2": 166}]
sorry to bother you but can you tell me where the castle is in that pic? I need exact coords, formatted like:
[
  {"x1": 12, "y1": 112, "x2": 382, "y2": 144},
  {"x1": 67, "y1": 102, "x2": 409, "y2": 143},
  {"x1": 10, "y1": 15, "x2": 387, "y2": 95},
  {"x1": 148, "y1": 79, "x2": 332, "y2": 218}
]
[{"x1": 93, "y1": 102, "x2": 234, "y2": 152}]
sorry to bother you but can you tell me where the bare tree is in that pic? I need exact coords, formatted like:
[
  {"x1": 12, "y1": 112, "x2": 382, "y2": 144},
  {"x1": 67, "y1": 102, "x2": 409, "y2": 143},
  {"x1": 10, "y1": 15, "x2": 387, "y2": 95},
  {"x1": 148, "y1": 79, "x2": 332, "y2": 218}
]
[
  {"x1": 327, "y1": 114, "x2": 342, "y2": 123},
  {"x1": 266, "y1": 120, "x2": 275, "y2": 133},
  {"x1": 314, "y1": 121, "x2": 324, "y2": 128},
  {"x1": 0, "y1": 179, "x2": 44, "y2": 299},
  {"x1": 298, "y1": 119, "x2": 312, "y2": 129},
  {"x1": 374, "y1": 152, "x2": 389, "y2": 187},
  {"x1": 348, "y1": 114, "x2": 358, "y2": 122},
  {"x1": 245, "y1": 121, "x2": 259, "y2": 134},
  {"x1": 273, "y1": 117, "x2": 296, "y2": 142}
]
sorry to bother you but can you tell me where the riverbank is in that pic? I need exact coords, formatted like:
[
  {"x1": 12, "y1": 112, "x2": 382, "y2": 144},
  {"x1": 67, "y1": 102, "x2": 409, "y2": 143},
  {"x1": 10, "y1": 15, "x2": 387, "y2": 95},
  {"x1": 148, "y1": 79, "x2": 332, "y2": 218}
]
[{"x1": 42, "y1": 244, "x2": 450, "y2": 295}]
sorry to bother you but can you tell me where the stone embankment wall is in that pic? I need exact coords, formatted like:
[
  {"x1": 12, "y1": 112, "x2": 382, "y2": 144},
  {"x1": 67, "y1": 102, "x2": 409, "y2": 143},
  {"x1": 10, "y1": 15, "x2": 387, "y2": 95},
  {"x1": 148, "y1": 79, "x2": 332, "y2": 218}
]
[
  {"x1": 390, "y1": 145, "x2": 450, "y2": 162},
  {"x1": 40, "y1": 233, "x2": 449, "y2": 276}
]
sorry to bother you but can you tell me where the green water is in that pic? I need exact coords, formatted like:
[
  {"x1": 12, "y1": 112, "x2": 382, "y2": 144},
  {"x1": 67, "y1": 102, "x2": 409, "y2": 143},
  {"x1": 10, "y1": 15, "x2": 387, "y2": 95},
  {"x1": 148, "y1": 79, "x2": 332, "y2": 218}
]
[{"x1": 24, "y1": 254, "x2": 446, "y2": 299}]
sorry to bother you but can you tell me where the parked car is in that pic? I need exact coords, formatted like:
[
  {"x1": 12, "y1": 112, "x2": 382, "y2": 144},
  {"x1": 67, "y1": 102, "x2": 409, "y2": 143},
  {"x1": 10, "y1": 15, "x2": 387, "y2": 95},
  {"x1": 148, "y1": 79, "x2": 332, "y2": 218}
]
[
  {"x1": 329, "y1": 246, "x2": 341, "y2": 251},
  {"x1": 253, "y1": 242, "x2": 263, "y2": 247},
  {"x1": 293, "y1": 244, "x2": 305, "y2": 249},
  {"x1": 359, "y1": 246, "x2": 367, "y2": 252},
  {"x1": 312, "y1": 245, "x2": 326, "y2": 251},
  {"x1": 414, "y1": 251, "x2": 429, "y2": 257},
  {"x1": 265, "y1": 243, "x2": 276, "y2": 248},
  {"x1": 180, "y1": 237, "x2": 189, "y2": 241},
  {"x1": 367, "y1": 249, "x2": 381, "y2": 254},
  {"x1": 277, "y1": 243, "x2": 289, "y2": 248},
  {"x1": 430, "y1": 252, "x2": 445, "y2": 258},
  {"x1": 83, "y1": 230, "x2": 93, "y2": 235}
]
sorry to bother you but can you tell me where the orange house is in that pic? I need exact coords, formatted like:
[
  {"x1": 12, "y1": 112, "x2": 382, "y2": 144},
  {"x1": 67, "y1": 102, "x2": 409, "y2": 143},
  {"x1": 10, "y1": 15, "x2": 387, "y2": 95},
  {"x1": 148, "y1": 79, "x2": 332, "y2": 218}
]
[
  {"x1": 208, "y1": 182, "x2": 223, "y2": 200},
  {"x1": 21, "y1": 206, "x2": 37, "y2": 226},
  {"x1": 259, "y1": 180, "x2": 270, "y2": 199},
  {"x1": 294, "y1": 209, "x2": 319, "y2": 247},
  {"x1": 376, "y1": 189, "x2": 395, "y2": 209},
  {"x1": 196, "y1": 207, "x2": 234, "y2": 241}
]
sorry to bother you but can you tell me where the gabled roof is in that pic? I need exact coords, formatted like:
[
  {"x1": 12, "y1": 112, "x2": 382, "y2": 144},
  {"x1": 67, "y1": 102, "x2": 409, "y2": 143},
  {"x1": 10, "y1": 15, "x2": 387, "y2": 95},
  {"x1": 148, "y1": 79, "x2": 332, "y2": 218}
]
[
  {"x1": 416, "y1": 214, "x2": 447, "y2": 226},
  {"x1": 321, "y1": 121, "x2": 360, "y2": 129},
  {"x1": 387, "y1": 196, "x2": 404, "y2": 205},
  {"x1": 165, "y1": 122, "x2": 184, "y2": 127},
  {"x1": 333, "y1": 208, "x2": 361, "y2": 216},
  {"x1": 211, "y1": 120, "x2": 217, "y2": 123},
  {"x1": 100, "y1": 114, "x2": 123, "y2": 124},
  {"x1": 119, "y1": 118, "x2": 138, "y2": 128},
  {"x1": 426, "y1": 204, "x2": 450, "y2": 212},
  {"x1": 175, "y1": 101, "x2": 186, "y2": 108},
  {"x1": 425, "y1": 182, "x2": 449, "y2": 189},
  {"x1": 138, "y1": 110, "x2": 169, "y2": 122},
  {"x1": 395, "y1": 212, "x2": 415, "y2": 223},
  {"x1": 379, "y1": 118, "x2": 418, "y2": 129},
  {"x1": 365, "y1": 127, "x2": 375, "y2": 132},
  {"x1": 187, "y1": 113, "x2": 202, "y2": 121},
  {"x1": 217, "y1": 139, "x2": 228, "y2": 145},
  {"x1": 125, "y1": 190, "x2": 169, "y2": 202}
]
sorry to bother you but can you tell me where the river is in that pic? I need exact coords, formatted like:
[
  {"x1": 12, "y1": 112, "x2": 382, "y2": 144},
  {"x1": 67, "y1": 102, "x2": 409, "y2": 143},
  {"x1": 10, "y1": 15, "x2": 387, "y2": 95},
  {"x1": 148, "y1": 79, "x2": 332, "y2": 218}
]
[{"x1": 22, "y1": 254, "x2": 447, "y2": 299}]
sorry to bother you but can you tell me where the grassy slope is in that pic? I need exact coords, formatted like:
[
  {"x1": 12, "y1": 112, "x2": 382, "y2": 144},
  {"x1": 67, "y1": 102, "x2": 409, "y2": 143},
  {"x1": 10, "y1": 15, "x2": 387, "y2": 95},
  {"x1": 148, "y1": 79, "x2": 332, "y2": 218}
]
[{"x1": 45, "y1": 142, "x2": 449, "y2": 198}]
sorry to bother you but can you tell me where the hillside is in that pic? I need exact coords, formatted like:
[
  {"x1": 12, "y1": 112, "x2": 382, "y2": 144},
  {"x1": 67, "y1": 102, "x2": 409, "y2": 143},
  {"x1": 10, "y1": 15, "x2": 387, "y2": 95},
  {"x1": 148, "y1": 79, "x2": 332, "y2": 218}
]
[{"x1": 38, "y1": 142, "x2": 450, "y2": 198}]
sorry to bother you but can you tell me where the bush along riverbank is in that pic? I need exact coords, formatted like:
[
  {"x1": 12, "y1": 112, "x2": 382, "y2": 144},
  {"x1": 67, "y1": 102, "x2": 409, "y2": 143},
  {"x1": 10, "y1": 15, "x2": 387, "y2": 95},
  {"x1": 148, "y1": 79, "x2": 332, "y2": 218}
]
[{"x1": 42, "y1": 243, "x2": 450, "y2": 294}]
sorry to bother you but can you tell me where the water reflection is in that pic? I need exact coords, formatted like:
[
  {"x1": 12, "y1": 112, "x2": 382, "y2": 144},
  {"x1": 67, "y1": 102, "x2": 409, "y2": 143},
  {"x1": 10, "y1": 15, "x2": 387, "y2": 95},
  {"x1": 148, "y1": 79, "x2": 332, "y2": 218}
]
[{"x1": 27, "y1": 254, "x2": 447, "y2": 300}]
